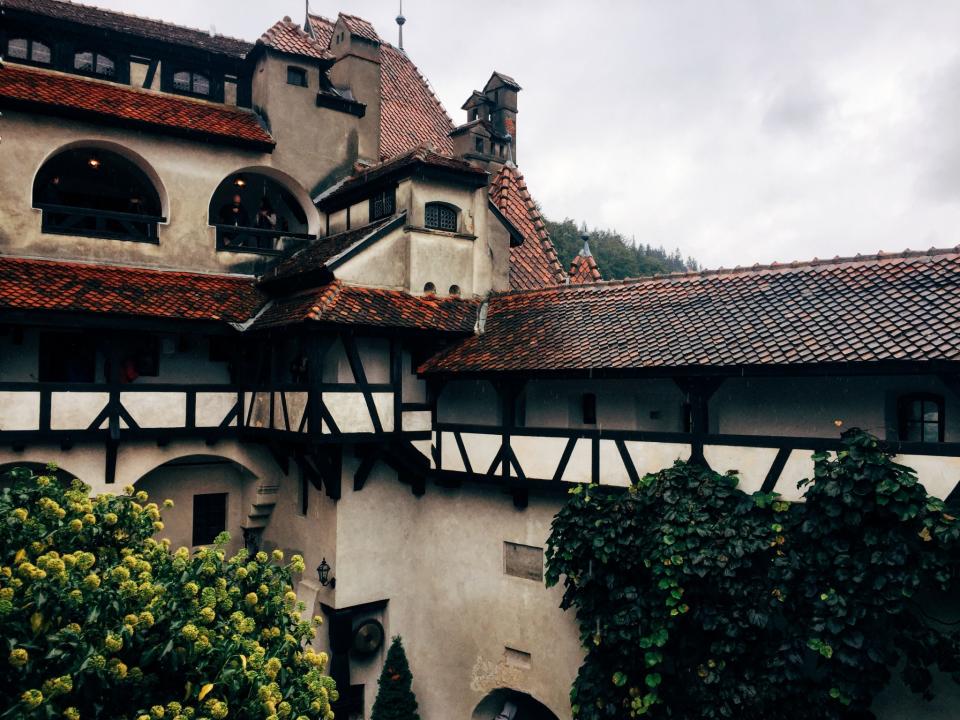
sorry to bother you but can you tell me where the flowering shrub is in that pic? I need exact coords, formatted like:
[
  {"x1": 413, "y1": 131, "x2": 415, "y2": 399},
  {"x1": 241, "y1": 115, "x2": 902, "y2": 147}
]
[
  {"x1": 0, "y1": 466, "x2": 336, "y2": 720},
  {"x1": 545, "y1": 430, "x2": 960, "y2": 719}
]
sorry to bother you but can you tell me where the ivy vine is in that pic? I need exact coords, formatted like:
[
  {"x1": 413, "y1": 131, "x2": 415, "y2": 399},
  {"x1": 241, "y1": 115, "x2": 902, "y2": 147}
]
[{"x1": 545, "y1": 430, "x2": 960, "y2": 719}]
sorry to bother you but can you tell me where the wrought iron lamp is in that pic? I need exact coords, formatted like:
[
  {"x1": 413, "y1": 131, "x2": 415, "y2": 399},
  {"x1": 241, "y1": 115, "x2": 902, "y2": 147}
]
[{"x1": 317, "y1": 558, "x2": 335, "y2": 588}]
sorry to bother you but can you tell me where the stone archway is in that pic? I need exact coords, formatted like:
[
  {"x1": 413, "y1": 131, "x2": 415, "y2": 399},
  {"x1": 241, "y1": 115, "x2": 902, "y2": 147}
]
[{"x1": 472, "y1": 688, "x2": 560, "y2": 720}]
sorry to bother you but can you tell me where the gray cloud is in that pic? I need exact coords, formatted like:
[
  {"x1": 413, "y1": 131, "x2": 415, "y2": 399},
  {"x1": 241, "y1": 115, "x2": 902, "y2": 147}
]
[{"x1": 91, "y1": 0, "x2": 960, "y2": 268}]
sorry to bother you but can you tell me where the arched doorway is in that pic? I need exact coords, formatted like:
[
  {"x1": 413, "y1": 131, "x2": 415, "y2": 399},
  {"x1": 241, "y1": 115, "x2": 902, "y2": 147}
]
[
  {"x1": 134, "y1": 454, "x2": 261, "y2": 555},
  {"x1": 0, "y1": 462, "x2": 77, "y2": 487},
  {"x1": 472, "y1": 689, "x2": 560, "y2": 720},
  {"x1": 33, "y1": 146, "x2": 164, "y2": 242},
  {"x1": 209, "y1": 170, "x2": 314, "y2": 253}
]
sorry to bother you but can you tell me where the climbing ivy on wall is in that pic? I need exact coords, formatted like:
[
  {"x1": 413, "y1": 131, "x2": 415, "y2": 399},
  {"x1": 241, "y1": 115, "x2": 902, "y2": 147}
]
[{"x1": 545, "y1": 430, "x2": 960, "y2": 719}]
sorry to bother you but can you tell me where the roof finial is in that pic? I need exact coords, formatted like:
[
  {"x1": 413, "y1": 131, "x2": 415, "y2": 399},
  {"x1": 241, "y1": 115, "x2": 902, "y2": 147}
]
[
  {"x1": 396, "y1": 0, "x2": 406, "y2": 50},
  {"x1": 580, "y1": 229, "x2": 592, "y2": 257}
]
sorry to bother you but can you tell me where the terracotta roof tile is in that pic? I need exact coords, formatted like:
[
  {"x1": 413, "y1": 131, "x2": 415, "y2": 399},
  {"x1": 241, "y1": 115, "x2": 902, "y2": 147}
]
[
  {"x1": 306, "y1": 14, "x2": 335, "y2": 47},
  {"x1": 379, "y1": 43, "x2": 455, "y2": 159},
  {"x1": 0, "y1": 256, "x2": 265, "y2": 323},
  {"x1": 489, "y1": 165, "x2": 566, "y2": 290},
  {"x1": 252, "y1": 280, "x2": 479, "y2": 332},
  {"x1": 0, "y1": 64, "x2": 274, "y2": 150},
  {"x1": 3, "y1": 0, "x2": 252, "y2": 58},
  {"x1": 259, "y1": 18, "x2": 333, "y2": 61},
  {"x1": 338, "y1": 13, "x2": 381, "y2": 43},
  {"x1": 569, "y1": 250, "x2": 602, "y2": 284},
  {"x1": 421, "y1": 248, "x2": 960, "y2": 373}
]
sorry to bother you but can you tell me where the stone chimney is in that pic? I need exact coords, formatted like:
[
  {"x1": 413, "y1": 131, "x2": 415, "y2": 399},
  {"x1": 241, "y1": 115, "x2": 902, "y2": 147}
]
[{"x1": 450, "y1": 71, "x2": 521, "y2": 170}]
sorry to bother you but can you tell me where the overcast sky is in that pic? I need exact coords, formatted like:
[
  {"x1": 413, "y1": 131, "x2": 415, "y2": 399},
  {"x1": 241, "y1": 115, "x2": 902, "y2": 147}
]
[{"x1": 93, "y1": 0, "x2": 960, "y2": 269}]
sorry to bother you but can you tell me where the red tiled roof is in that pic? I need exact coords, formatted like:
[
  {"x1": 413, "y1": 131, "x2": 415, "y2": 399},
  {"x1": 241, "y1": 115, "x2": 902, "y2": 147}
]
[
  {"x1": 421, "y1": 248, "x2": 960, "y2": 374},
  {"x1": 316, "y1": 146, "x2": 485, "y2": 209},
  {"x1": 252, "y1": 280, "x2": 479, "y2": 332},
  {"x1": 569, "y1": 251, "x2": 602, "y2": 284},
  {"x1": 306, "y1": 14, "x2": 335, "y2": 47},
  {"x1": 3, "y1": 0, "x2": 252, "y2": 58},
  {"x1": 259, "y1": 18, "x2": 333, "y2": 61},
  {"x1": 0, "y1": 256, "x2": 265, "y2": 323},
  {"x1": 489, "y1": 165, "x2": 565, "y2": 290},
  {"x1": 379, "y1": 43, "x2": 455, "y2": 159},
  {"x1": 0, "y1": 64, "x2": 274, "y2": 150},
  {"x1": 339, "y1": 13, "x2": 381, "y2": 43}
]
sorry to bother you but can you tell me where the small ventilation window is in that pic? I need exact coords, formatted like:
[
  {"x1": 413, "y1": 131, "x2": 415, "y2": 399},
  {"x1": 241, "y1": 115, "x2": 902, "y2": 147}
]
[
  {"x1": 370, "y1": 188, "x2": 396, "y2": 220},
  {"x1": 75, "y1": 50, "x2": 115, "y2": 77},
  {"x1": 425, "y1": 202, "x2": 457, "y2": 232},
  {"x1": 173, "y1": 71, "x2": 210, "y2": 96},
  {"x1": 423, "y1": 282, "x2": 436, "y2": 294},
  {"x1": 287, "y1": 66, "x2": 308, "y2": 87}
]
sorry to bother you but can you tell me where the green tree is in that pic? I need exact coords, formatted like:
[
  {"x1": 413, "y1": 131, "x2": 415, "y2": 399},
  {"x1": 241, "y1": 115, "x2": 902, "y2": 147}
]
[
  {"x1": 370, "y1": 636, "x2": 420, "y2": 720},
  {"x1": 0, "y1": 466, "x2": 337, "y2": 720},
  {"x1": 545, "y1": 430, "x2": 960, "y2": 719}
]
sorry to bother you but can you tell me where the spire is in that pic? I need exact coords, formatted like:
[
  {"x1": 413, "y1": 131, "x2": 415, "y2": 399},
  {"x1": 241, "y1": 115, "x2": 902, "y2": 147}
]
[
  {"x1": 304, "y1": 0, "x2": 310, "y2": 31},
  {"x1": 396, "y1": 0, "x2": 406, "y2": 50},
  {"x1": 580, "y1": 231, "x2": 592, "y2": 257}
]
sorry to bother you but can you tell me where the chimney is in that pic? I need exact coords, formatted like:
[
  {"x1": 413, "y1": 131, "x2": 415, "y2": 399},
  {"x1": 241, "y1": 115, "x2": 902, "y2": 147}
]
[{"x1": 450, "y1": 71, "x2": 521, "y2": 171}]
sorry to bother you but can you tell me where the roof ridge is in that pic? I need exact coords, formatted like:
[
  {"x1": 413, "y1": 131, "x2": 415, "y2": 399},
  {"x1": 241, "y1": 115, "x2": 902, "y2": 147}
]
[
  {"x1": 488, "y1": 244, "x2": 960, "y2": 298},
  {"x1": 0, "y1": 253, "x2": 256, "y2": 280},
  {"x1": 6, "y1": 0, "x2": 252, "y2": 48},
  {"x1": 1, "y1": 62, "x2": 263, "y2": 116}
]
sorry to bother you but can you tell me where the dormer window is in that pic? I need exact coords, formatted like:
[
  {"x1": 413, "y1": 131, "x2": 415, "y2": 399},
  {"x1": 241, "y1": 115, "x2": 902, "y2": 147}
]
[
  {"x1": 7, "y1": 38, "x2": 51, "y2": 64},
  {"x1": 287, "y1": 66, "x2": 308, "y2": 87},
  {"x1": 370, "y1": 188, "x2": 395, "y2": 221},
  {"x1": 425, "y1": 202, "x2": 457, "y2": 232},
  {"x1": 74, "y1": 50, "x2": 115, "y2": 77},
  {"x1": 173, "y1": 71, "x2": 210, "y2": 96}
]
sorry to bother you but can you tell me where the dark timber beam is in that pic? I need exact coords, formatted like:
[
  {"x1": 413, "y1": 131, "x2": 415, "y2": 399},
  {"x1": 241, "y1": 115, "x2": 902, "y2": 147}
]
[
  {"x1": 675, "y1": 377, "x2": 724, "y2": 467},
  {"x1": 341, "y1": 333, "x2": 383, "y2": 434}
]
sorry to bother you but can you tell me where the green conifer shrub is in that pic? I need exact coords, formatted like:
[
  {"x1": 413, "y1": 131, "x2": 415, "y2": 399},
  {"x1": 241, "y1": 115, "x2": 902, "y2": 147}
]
[{"x1": 370, "y1": 636, "x2": 420, "y2": 720}]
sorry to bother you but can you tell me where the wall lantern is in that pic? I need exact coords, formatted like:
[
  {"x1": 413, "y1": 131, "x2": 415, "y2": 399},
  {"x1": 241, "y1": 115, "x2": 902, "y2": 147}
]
[
  {"x1": 233, "y1": 175, "x2": 246, "y2": 187},
  {"x1": 317, "y1": 557, "x2": 335, "y2": 588},
  {"x1": 87, "y1": 154, "x2": 101, "y2": 169}
]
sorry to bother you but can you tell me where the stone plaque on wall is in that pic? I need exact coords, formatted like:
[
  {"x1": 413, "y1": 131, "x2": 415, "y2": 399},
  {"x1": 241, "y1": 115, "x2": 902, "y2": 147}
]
[{"x1": 503, "y1": 541, "x2": 543, "y2": 581}]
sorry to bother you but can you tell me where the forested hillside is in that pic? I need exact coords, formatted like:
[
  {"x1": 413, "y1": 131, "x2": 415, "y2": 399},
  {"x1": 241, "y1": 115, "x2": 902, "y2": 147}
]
[{"x1": 546, "y1": 218, "x2": 698, "y2": 280}]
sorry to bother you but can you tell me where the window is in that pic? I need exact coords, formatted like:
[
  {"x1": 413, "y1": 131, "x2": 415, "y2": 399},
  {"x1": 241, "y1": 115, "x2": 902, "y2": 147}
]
[
  {"x1": 173, "y1": 70, "x2": 210, "y2": 96},
  {"x1": 582, "y1": 393, "x2": 597, "y2": 425},
  {"x1": 287, "y1": 66, "x2": 308, "y2": 87},
  {"x1": 475, "y1": 137, "x2": 484, "y2": 153},
  {"x1": 192, "y1": 493, "x2": 227, "y2": 546},
  {"x1": 424, "y1": 202, "x2": 457, "y2": 232},
  {"x1": 7, "y1": 38, "x2": 51, "y2": 64},
  {"x1": 448, "y1": 284, "x2": 461, "y2": 297},
  {"x1": 898, "y1": 394, "x2": 944, "y2": 443},
  {"x1": 369, "y1": 188, "x2": 396, "y2": 220},
  {"x1": 74, "y1": 51, "x2": 115, "y2": 77},
  {"x1": 423, "y1": 282, "x2": 436, "y2": 294},
  {"x1": 38, "y1": 333, "x2": 96, "y2": 382},
  {"x1": 298, "y1": 475, "x2": 309, "y2": 516}
]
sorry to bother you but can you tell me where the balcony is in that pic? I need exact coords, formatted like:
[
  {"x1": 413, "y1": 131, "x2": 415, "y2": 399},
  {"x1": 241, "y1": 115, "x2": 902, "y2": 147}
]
[
  {"x1": 37, "y1": 203, "x2": 164, "y2": 243},
  {"x1": 214, "y1": 225, "x2": 313, "y2": 255}
]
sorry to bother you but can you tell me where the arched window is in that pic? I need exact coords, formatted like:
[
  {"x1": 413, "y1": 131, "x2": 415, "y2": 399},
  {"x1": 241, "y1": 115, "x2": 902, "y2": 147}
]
[
  {"x1": 209, "y1": 173, "x2": 312, "y2": 253},
  {"x1": 7, "y1": 38, "x2": 51, "y2": 64},
  {"x1": 448, "y1": 284, "x2": 461, "y2": 297},
  {"x1": 74, "y1": 50, "x2": 115, "y2": 77},
  {"x1": 424, "y1": 202, "x2": 458, "y2": 232},
  {"x1": 898, "y1": 394, "x2": 944, "y2": 443},
  {"x1": 173, "y1": 70, "x2": 211, "y2": 96},
  {"x1": 423, "y1": 282, "x2": 436, "y2": 294},
  {"x1": 33, "y1": 148, "x2": 163, "y2": 242}
]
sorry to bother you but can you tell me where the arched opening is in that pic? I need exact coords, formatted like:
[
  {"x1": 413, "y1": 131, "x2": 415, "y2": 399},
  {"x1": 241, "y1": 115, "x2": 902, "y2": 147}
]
[
  {"x1": 33, "y1": 146, "x2": 164, "y2": 242},
  {"x1": 425, "y1": 201, "x2": 459, "y2": 232},
  {"x1": 134, "y1": 455, "x2": 261, "y2": 555},
  {"x1": 472, "y1": 689, "x2": 559, "y2": 720},
  {"x1": 0, "y1": 462, "x2": 77, "y2": 487},
  {"x1": 209, "y1": 170, "x2": 315, "y2": 254}
]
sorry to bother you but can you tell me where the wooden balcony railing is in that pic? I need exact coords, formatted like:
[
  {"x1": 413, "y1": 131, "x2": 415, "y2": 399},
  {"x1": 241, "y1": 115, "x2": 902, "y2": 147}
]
[
  {"x1": 36, "y1": 204, "x2": 164, "y2": 243},
  {"x1": 214, "y1": 225, "x2": 313, "y2": 255}
]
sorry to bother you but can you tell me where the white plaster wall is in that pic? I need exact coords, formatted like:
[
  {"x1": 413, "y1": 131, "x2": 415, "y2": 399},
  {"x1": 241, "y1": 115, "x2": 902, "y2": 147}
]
[
  {"x1": 333, "y1": 229, "x2": 408, "y2": 290},
  {"x1": 335, "y1": 460, "x2": 580, "y2": 720}
]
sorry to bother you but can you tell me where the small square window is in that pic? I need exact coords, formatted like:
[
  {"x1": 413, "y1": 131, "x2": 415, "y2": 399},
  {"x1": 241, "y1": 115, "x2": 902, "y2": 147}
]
[
  {"x1": 192, "y1": 493, "x2": 227, "y2": 546},
  {"x1": 370, "y1": 188, "x2": 396, "y2": 220},
  {"x1": 898, "y1": 394, "x2": 944, "y2": 443},
  {"x1": 287, "y1": 67, "x2": 308, "y2": 87},
  {"x1": 7, "y1": 38, "x2": 28, "y2": 59}
]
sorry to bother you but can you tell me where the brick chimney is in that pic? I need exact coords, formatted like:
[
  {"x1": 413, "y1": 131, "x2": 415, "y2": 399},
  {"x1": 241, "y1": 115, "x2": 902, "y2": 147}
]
[{"x1": 450, "y1": 71, "x2": 521, "y2": 169}]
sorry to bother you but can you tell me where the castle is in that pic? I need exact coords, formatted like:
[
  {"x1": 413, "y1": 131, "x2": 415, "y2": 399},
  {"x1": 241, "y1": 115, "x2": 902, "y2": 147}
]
[{"x1": 1, "y1": 2, "x2": 959, "y2": 717}]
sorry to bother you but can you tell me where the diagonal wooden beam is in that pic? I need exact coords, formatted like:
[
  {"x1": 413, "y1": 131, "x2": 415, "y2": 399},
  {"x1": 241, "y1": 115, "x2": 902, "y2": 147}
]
[{"x1": 341, "y1": 333, "x2": 383, "y2": 434}]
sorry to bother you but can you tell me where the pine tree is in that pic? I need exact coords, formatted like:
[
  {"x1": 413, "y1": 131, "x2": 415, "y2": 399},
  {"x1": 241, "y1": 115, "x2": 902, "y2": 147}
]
[{"x1": 370, "y1": 636, "x2": 420, "y2": 720}]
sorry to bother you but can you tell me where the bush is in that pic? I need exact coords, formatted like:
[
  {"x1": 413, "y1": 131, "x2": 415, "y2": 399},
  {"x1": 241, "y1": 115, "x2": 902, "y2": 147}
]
[
  {"x1": 0, "y1": 466, "x2": 337, "y2": 720},
  {"x1": 545, "y1": 430, "x2": 960, "y2": 719},
  {"x1": 370, "y1": 636, "x2": 419, "y2": 720}
]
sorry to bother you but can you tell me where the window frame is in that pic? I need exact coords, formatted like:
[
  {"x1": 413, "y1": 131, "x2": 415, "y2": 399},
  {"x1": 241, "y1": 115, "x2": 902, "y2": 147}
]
[
  {"x1": 898, "y1": 393, "x2": 945, "y2": 444},
  {"x1": 424, "y1": 202, "x2": 459, "y2": 232},
  {"x1": 161, "y1": 65, "x2": 222, "y2": 102},
  {"x1": 172, "y1": 70, "x2": 212, "y2": 97},
  {"x1": 369, "y1": 187, "x2": 396, "y2": 221},
  {"x1": 73, "y1": 49, "x2": 116, "y2": 79},
  {"x1": 6, "y1": 37, "x2": 52, "y2": 66},
  {"x1": 287, "y1": 66, "x2": 309, "y2": 88}
]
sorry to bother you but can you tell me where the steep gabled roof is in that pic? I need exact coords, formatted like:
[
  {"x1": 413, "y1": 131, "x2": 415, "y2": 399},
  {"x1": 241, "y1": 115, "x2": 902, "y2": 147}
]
[
  {"x1": 569, "y1": 248, "x2": 602, "y2": 284},
  {"x1": 0, "y1": 64, "x2": 274, "y2": 150},
  {"x1": 259, "y1": 18, "x2": 333, "y2": 61},
  {"x1": 0, "y1": 256, "x2": 265, "y2": 323},
  {"x1": 306, "y1": 13, "x2": 336, "y2": 47},
  {"x1": 2, "y1": 0, "x2": 253, "y2": 58},
  {"x1": 489, "y1": 165, "x2": 565, "y2": 290},
  {"x1": 379, "y1": 43, "x2": 455, "y2": 159},
  {"x1": 251, "y1": 280, "x2": 479, "y2": 332},
  {"x1": 338, "y1": 13, "x2": 381, "y2": 43},
  {"x1": 421, "y1": 248, "x2": 960, "y2": 374}
]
